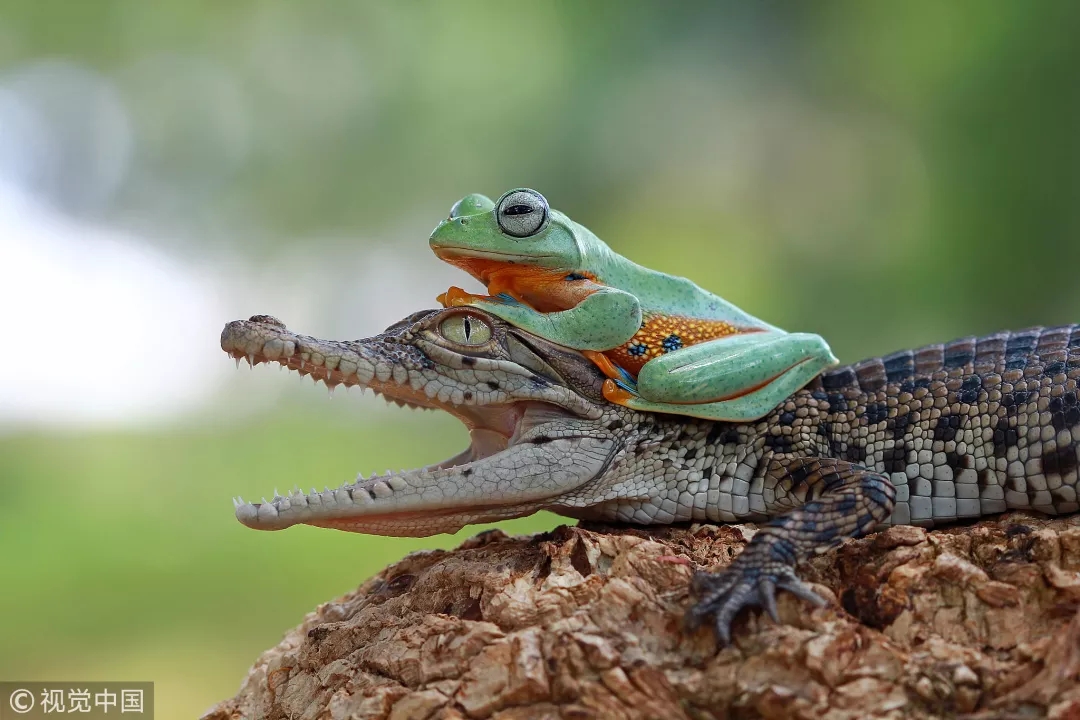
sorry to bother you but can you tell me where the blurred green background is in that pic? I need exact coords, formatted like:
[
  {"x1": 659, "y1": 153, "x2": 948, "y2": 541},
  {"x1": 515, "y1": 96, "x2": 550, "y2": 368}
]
[{"x1": 1, "y1": 1, "x2": 1078, "y2": 717}]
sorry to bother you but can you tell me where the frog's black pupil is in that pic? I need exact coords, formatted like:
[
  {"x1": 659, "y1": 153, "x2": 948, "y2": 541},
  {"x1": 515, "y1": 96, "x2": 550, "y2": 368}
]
[{"x1": 504, "y1": 204, "x2": 533, "y2": 216}]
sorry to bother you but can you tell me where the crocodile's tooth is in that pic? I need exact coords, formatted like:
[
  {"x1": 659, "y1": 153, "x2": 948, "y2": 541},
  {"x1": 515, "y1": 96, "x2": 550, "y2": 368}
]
[
  {"x1": 328, "y1": 386, "x2": 336, "y2": 399},
  {"x1": 311, "y1": 487, "x2": 317, "y2": 495},
  {"x1": 232, "y1": 497, "x2": 241, "y2": 508},
  {"x1": 335, "y1": 489, "x2": 352, "y2": 505},
  {"x1": 234, "y1": 357, "x2": 241, "y2": 370},
  {"x1": 257, "y1": 503, "x2": 278, "y2": 521},
  {"x1": 247, "y1": 353, "x2": 255, "y2": 367},
  {"x1": 262, "y1": 496, "x2": 270, "y2": 504},
  {"x1": 237, "y1": 495, "x2": 246, "y2": 505}
]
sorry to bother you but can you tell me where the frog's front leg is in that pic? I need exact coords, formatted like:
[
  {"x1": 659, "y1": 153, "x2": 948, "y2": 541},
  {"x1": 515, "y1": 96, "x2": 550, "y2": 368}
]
[
  {"x1": 443, "y1": 286, "x2": 642, "y2": 351},
  {"x1": 607, "y1": 331, "x2": 837, "y2": 422},
  {"x1": 437, "y1": 286, "x2": 490, "y2": 308}
]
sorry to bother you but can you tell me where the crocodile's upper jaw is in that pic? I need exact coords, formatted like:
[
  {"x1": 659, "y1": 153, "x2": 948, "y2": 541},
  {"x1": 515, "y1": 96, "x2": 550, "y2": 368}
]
[{"x1": 221, "y1": 312, "x2": 612, "y2": 537}]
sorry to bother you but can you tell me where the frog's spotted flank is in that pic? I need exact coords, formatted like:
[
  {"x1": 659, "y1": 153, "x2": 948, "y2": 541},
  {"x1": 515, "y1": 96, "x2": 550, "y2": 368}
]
[{"x1": 607, "y1": 312, "x2": 744, "y2": 375}]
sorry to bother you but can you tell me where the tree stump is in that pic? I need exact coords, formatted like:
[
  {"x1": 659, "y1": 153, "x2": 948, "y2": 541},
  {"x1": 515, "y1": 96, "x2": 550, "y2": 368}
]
[{"x1": 204, "y1": 514, "x2": 1080, "y2": 719}]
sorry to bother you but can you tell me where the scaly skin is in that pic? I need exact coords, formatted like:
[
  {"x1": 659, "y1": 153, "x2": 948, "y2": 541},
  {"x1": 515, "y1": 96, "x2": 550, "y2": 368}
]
[
  {"x1": 221, "y1": 310, "x2": 1080, "y2": 644},
  {"x1": 429, "y1": 188, "x2": 838, "y2": 423}
]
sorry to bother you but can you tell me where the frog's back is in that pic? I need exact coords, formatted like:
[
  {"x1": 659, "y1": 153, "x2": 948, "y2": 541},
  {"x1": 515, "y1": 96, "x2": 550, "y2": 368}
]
[{"x1": 581, "y1": 230, "x2": 776, "y2": 331}]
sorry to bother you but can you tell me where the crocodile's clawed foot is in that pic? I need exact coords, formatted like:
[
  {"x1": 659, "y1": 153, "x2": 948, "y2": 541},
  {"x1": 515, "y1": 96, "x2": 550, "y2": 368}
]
[{"x1": 686, "y1": 540, "x2": 827, "y2": 646}]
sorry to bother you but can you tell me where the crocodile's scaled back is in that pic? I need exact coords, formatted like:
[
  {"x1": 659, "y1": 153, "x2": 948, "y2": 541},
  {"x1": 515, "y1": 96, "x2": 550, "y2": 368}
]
[{"x1": 221, "y1": 312, "x2": 1080, "y2": 643}]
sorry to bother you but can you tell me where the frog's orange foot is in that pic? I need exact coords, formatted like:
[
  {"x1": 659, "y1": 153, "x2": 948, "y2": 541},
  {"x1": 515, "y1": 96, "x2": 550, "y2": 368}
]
[
  {"x1": 602, "y1": 379, "x2": 638, "y2": 407},
  {"x1": 582, "y1": 350, "x2": 630, "y2": 383},
  {"x1": 438, "y1": 286, "x2": 490, "y2": 308}
]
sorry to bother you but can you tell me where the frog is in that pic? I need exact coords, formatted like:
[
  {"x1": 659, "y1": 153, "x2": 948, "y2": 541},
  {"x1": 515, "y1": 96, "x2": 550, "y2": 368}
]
[{"x1": 428, "y1": 188, "x2": 838, "y2": 422}]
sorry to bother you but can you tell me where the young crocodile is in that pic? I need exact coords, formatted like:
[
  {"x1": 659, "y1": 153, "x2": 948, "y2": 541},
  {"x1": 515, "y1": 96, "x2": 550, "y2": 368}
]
[{"x1": 221, "y1": 309, "x2": 1080, "y2": 643}]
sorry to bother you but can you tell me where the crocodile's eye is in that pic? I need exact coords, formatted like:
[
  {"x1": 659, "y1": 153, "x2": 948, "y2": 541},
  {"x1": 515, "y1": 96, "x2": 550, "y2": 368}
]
[
  {"x1": 439, "y1": 313, "x2": 492, "y2": 346},
  {"x1": 496, "y1": 188, "x2": 548, "y2": 238}
]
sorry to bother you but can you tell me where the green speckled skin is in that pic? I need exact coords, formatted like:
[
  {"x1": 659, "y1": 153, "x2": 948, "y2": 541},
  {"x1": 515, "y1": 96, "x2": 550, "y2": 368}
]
[{"x1": 429, "y1": 188, "x2": 838, "y2": 422}]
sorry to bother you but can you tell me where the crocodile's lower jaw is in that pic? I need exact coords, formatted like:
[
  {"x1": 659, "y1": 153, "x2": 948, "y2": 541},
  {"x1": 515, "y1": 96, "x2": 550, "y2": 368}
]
[{"x1": 222, "y1": 319, "x2": 601, "y2": 536}]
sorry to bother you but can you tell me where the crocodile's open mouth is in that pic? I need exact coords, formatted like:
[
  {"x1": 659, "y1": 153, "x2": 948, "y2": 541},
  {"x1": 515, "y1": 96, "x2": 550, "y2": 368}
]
[{"x1": 220, "y1": 314, "x2": 606, "y2": 536}]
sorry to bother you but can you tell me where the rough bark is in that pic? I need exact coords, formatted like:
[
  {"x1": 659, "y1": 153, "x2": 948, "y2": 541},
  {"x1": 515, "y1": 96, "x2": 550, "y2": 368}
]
[{"x1": 204, "y1": 514, "x2": 1080, "y2": 720}]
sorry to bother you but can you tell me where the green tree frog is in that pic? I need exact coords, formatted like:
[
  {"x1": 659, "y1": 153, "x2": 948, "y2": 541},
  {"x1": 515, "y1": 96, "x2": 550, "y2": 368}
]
[{"x1": 429, "y1": 188, "x2": 837, "y2": 422}]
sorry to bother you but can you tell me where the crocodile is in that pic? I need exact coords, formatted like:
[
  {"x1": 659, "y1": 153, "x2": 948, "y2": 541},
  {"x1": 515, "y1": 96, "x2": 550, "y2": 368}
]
[{"x1": 220, "y1": 309, "x2": 1080, "y2": 643}]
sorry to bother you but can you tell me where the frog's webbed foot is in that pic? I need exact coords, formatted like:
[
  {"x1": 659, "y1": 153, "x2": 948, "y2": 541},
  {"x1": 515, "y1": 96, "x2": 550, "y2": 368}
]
[
  {"x1": 437, "y1": 286, "x2": 502, "y2": 308},
  {"x1": 582, "y1": 350, "x2": 638, "y2": 385},
  {"x1": 610, "y1": 331, "x2": 837, "y2": 422}
]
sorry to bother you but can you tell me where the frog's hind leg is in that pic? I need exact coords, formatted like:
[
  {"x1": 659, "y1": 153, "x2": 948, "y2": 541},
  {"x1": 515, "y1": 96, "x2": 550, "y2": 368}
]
[{"x1": 603, "y1": 331, "x2": 838, "y2": 422}]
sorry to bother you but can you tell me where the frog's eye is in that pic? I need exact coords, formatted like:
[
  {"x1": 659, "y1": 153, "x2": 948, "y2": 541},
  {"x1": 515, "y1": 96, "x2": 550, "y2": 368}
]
[
  {"x1": 496, "y1": 188, "x2": 548, "y2": 238},
  {"x1": 439, "y1": 313, "x2": 492, "y2": 346}
]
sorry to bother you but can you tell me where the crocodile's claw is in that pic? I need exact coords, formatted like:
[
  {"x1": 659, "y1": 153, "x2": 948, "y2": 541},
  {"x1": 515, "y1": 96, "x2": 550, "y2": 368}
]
[{"x1": 686, "y1": 539, "x2": 827, "y2": 646}]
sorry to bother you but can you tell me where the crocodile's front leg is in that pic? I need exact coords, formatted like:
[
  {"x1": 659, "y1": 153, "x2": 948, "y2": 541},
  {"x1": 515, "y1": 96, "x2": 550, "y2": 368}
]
[{"x1": 687, "y1": 457, "x2": 896, "y2": 645}]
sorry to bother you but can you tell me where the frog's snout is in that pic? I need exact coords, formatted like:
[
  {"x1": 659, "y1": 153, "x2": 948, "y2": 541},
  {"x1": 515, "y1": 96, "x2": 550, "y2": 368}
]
[{"x1": 449, "y1": 193, "x2": 495, "y2": 220}]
